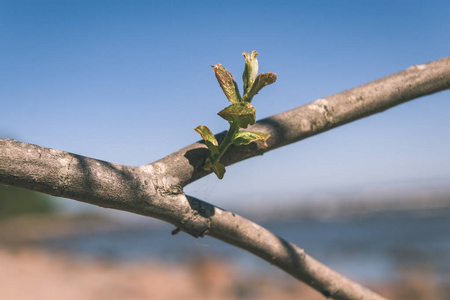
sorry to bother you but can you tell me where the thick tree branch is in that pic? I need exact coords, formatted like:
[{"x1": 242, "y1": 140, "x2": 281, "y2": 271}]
[
  {"x1": 0, "y1": 139, "x2": 385, "y2": 299},
  {"x1": 158, "y1": 56, "x2": 450, "y2": 186},
  {"x1": 1, "y1": 56, "x2": 449, "y2": 299}
]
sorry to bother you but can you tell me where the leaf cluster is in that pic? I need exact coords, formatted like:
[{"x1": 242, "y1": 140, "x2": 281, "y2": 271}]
[{"x1": 195, "y1": 51, "x2": 276, "y2": 179}]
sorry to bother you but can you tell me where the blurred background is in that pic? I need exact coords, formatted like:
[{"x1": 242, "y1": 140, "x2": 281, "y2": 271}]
[{"x1": 1, "y1": 1, "x2": 449, "y2": 299}]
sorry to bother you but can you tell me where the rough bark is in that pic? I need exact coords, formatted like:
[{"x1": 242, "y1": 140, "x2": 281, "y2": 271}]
[
  {"x1": 159, "y1": 56, "x2": 450, "y2": 186},
  {"x1": 0, "y1": 139, "x2": 387, "y2": 300},
  {"x1": 1, "y1": 56, "x2": 450, "y2": 299}
]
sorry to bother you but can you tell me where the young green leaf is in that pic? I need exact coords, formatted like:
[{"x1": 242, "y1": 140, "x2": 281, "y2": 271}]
[
  {"x1": 211, "y1": 162, "x2": 226, "y2": 179},
  {"x1": 195, "y1": 50, "x2": 276, "y2": 179},
  {"x1": 242, "y1": 50, "x2": 259, "y2": 94},
  {"x1": 217, "y1": 102, "x2": 256, "y2": 128},
  {"x1": 195, "y1": 125, "x2": 219, "y2": 156},
  {"x1": 243, "y1": 72, "x2": 277, "y2": 102},
  {"x1": 233, "y1": 131, "x2": 270, "y2": 147},
  {"x1": 212, "y1": 63, "x2": 241, "y2": 103}
]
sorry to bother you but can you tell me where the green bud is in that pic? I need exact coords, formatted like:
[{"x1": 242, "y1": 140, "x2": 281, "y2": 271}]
[
  {"x1": 243, "y1": 72, "x2": 277, "y2": 102},
  {"x1": 196, "y1": 50, "x2": 276, "y2": 179},
  {"x1": 233, "y1": 131, "x2": 270, "y2": 147},
  {"x1": 217, "y1": 102, "x2": 256, "y2": 128},
  {"x1": 202, "y1": 157, "x2": 225, "y2": 179},
  {"x1": 195, "y1": 125, "x2": 219, "y2": 156},
  {"x1": 242, "y1": 50, "x2": 259, "y2": 95},
  {"x1": 212, "y1": 63, "x2": 241, "y2": 103},
  {"x1": 211, "y1": 161, "x2": 225, "y2": 179}
]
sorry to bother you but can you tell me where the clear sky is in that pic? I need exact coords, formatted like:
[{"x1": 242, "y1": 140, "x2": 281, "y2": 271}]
[{"x1": 1, "y1": 1, "x2": 449, "y2": 211}]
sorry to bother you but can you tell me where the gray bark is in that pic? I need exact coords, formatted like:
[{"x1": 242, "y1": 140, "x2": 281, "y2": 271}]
[
  {"x1": 160, "y1": 56, "x2": 450, "y2": 186},
  {"x1": 1, "y1": 56, "x2": 450, "y2": 299}
]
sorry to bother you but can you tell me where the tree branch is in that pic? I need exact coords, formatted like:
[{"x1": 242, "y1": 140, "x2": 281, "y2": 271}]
[
  {"x1": 0, "y1": 139, "x2": 386, "y2": 299},
  {"x1": 1, "y1": 56, "x2": 449, "y2": 299},
  {"x1": 157, "y1": 56, "x2": 450, "y2": 186}
]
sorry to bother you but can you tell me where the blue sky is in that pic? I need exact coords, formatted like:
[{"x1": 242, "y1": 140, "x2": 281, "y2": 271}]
[{"x1": 1, "y1": 1, "x2": 449, "y2": 211}]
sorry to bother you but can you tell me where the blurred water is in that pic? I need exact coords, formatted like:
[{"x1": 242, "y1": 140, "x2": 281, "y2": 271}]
[{"x1": 42, "y1": 207, "x2": 450, "y2": 284}]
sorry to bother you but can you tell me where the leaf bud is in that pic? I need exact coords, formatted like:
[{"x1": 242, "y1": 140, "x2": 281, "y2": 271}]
[
  {"x1": 242, "y1": 50, "x2": 259, "y2": 94},
  {"x1": 212, "y1": 63, "x2": 241, "y2": 103}
]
